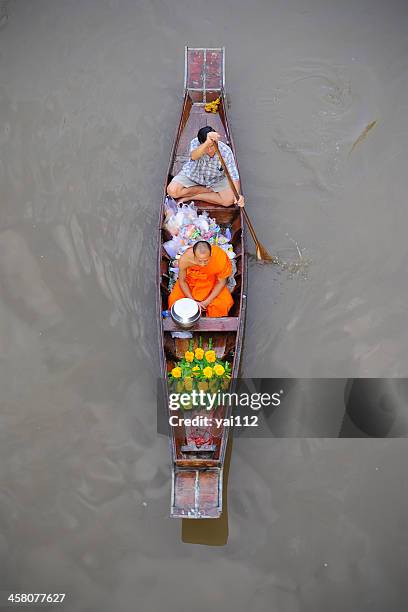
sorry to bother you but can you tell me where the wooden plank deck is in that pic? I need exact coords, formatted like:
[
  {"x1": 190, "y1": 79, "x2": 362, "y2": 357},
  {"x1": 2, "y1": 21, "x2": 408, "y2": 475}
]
[{"x1": 171, "y1": 105, "x2": 229, "y2": 177}]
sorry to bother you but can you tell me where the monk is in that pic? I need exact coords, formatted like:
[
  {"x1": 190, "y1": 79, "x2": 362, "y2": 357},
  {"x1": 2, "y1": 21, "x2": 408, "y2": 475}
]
[{"x1": 168, "y1": 241, "x2": 233, "y2": 318}]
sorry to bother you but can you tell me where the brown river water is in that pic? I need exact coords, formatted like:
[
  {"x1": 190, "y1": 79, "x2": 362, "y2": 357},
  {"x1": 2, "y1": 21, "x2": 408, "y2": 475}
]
[{"x1": 1, "y1": 0, "x2": 408, "y2": 610}]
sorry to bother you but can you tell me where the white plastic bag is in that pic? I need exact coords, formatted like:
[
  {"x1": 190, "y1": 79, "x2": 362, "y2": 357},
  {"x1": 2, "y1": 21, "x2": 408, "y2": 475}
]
[
  {"x1": 164, "y1": 215, "x2": 180, "y2": 236},
  {"x1": 179, "y1": 203, "x2": 198, "y2": 225},
  {"x1": 195, "y1": 213, "x2": 209, "y2": 233},
  {"x1": 164, "y1": 196, "x2": 178, "y2": 218},
  {"x1": 163, "y1": 236, "x2": 184, "y2": 258}
]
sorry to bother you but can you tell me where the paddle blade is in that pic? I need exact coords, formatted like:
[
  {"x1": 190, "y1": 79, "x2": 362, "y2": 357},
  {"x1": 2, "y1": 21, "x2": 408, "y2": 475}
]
[{"x1": 256, "y1": 243, "x2": 276, "y2": 263}]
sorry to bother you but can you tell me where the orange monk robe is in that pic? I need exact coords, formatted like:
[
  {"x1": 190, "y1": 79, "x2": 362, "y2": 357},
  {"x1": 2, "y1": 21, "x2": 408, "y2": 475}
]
[{"x1": 168, "y1": 245, "x2": 234, "y2": 318}]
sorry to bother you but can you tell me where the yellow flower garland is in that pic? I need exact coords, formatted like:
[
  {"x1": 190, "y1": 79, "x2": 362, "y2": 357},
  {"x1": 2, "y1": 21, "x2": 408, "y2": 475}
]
[
  {"x1": 205, "y1": 350, "x2": 216, "y2": 363},
  {"x1": 203, "y1": 366, "x2": 213, "y2": 379},
  {"x1": 214, "y1": 364, "x2": 225, "y2": 376},
  {"x1": 194, "y1": 347, "x2": 204, "y2": 360}
]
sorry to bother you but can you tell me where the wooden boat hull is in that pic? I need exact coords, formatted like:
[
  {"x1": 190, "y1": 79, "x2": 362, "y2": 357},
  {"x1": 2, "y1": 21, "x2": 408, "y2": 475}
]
[{"x1": 157, "y1": 47, "x2": 247, "y2": 518}]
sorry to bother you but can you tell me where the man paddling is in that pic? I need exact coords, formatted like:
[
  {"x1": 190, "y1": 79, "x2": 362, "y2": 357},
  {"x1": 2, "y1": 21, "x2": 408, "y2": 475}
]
[
  {"x1": 167, "y1": 126, "x2": 245, "y2": 207},
  {"x1": 168, "y1": 241, "x2": 233, "y2": 317}
]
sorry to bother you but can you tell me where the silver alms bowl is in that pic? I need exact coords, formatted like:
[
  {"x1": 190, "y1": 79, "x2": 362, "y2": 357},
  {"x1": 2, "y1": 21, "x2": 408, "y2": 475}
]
[{"x1": 170, "y1": 298, "x2": 201, "y2": 329}]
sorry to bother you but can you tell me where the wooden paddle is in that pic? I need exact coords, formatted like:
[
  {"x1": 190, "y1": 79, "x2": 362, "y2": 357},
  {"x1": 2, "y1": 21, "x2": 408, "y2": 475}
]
[{"x1": 213, "y1": 141, "x2": 274, "y2": 263}]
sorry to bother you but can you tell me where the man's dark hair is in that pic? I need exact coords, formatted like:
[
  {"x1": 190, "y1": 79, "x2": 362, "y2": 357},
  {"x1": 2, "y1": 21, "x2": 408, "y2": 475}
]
[
  {"x1": 197, "y1": 126, "x2": 215, "y2": 144},
  {"x1": 193, "y1": 240, "x2": 211, "y2": 255}
]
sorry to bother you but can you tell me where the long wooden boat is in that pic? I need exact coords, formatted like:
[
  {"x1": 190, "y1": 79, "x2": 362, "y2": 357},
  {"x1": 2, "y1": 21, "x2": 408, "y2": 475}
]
[{"x1": 157, "y1": 47, "x2": 247, "y2": 518}]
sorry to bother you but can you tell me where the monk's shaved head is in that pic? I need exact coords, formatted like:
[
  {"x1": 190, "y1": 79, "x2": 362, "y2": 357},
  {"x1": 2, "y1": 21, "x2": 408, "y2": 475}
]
[
  {"x1": 193, "y1": 241, "x2": 211, "y2": 256},
  {"x1": 192, "y1": 240, "x2": 211, "y2": 267}
]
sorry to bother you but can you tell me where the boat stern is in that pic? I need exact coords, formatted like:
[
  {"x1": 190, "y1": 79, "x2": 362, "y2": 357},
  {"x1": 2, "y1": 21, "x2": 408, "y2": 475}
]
[{"x1": 171, "y1": 467, "x2": 223, "y2": 519}]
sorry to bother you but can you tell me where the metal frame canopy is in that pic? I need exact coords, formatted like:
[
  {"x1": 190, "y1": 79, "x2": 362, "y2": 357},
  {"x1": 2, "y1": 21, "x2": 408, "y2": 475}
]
[{"x1": 184, "y1": 46, "x2": 225, "y2": 103}]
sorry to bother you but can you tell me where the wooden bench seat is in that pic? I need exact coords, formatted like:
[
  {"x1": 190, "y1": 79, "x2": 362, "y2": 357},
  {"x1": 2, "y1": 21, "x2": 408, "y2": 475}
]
[
  {"x1": 163, "y1": 316, "x2": 239, "y2": 332},
  {"x1": 181, "y1": 444, "x2": 217, "y2": 453}
]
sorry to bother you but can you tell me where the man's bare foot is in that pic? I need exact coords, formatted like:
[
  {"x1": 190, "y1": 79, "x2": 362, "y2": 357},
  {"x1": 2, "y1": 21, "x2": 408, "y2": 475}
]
[{"x1": 177, "y1": 196, "x2": 191, "y2": 204}]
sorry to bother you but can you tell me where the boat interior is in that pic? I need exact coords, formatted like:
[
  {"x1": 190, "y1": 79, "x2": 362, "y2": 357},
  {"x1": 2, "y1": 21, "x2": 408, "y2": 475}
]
[{"x1": 160, "y1": 91, "x2": 244, "y2": 464}]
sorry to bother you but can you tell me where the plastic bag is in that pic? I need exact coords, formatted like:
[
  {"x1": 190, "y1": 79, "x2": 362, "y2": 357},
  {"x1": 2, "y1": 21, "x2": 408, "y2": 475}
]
[
  {"x1": 195, "y1": 214, "x2": 209, "y2": 233},
  {"x1": 171, "y1": 331, "x2": 193, "y2": 339},
  {"x1": 164, "y1": 196, "x2": 178, "y2": 219},
  {"x1": 181, "y1": 224, "x2": 197, "y2": 239},
  {"x1": 163, "y1": 236, "x2": 185, "y2": 258},
  {"x1": 217, "y1": 235, "x2": 228, "y2": 245},
  {"x1": 226, "y1": 258, "x2": 237, "y2": 291},
  {"x1": 164, "y1": 215, "x2": 180, "y2": 236},
  {"x1": 179, "y1": 203, "x2": 198, "y2": 225},
  {"x1": 173, "y1": 210, "x2": 184, "y2": 228}
]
